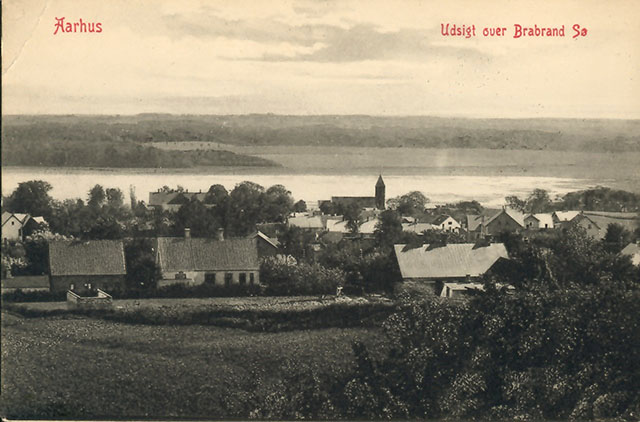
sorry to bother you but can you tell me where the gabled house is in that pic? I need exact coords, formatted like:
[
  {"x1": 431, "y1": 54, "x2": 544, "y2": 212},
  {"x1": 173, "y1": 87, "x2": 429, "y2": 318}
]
[
  {"x1": 465, "y1": 208, "x2": 524, "y2": 240},
  {"x1": 49, "y1": 239, "x2": 127, "y2": 294},
  {"x1": 552, "y1": 211, "x2": 581, "y2": 228},
  {"x1": 465, "y1": 208, "x2": 501, "y2": 240},
  {"x1": 2, "y1": 212, "x2": 31, "y2": 241},
  {"x1": 432, "y1": 215, "x2": 461, "y2": 232},
  {"x1": 582, "y1": 211, "x2": 639, "y2": 240},
  {"x1": 524, "y1": 213, "x2": 554, "y2": 230},
  {"x1": 156, "y1": 230, "x2": 260, "y2": 288},
  {"x1": 484, "y1": 208, "x2": 525, "y2": 237},
  {"x1": 393, "y1": 242, "x2": 509, "y2": 296},
  {"x1": 570, "y1": 214, "x2": 602, "y2": 239}
]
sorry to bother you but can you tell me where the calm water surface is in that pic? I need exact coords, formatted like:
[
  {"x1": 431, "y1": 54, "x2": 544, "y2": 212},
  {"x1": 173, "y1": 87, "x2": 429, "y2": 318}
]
[{"x1": 1, "y1": 167, "x2": 604, "y2": 207}]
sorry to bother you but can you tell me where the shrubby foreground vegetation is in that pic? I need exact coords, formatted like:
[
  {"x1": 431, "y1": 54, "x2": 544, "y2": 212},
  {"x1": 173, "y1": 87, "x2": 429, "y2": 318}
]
[
  {"x1": 236, "y1": 226, "x2": 639, "y2": 420},
  {"x1": 2, "y1": 224, "x2": 639, "y2": 420}
]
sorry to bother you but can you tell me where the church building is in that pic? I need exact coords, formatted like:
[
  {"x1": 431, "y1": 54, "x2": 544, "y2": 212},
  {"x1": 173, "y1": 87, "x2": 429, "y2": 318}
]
[{"x1": 328, "y1": 175, "x2": 386, "y2": 211}]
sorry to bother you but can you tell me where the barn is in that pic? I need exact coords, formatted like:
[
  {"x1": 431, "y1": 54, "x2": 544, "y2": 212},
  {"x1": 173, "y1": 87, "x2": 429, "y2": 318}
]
[{"x1": 48, "y1": 239, "x2": 126, "y2": 294}]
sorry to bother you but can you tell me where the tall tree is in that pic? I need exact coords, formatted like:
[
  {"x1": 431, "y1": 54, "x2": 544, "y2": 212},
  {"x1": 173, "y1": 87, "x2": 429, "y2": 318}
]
[
  {"x1": 227, "y1": 181, "x2": 266, "y2": 236},
  {"x1": 7, "y1": 180, "x2": 53, "y2": 218},
  {"x1": 525, "y1": 188, "x2": 552, "y2": 213},
  {"x1": 293, "y1": 200, "x2": 307, "y2": 213},
  {"x1": 505, "y1": 195, "x2": 526, "y2": 212},
  {"x1": 174, "y1": 199, "x2": 221, "y2": 238},
  {"x1": 375, "y1": 209, "x2": 403, "y2": 247},
  {"x1": 264, "y1": 184, "x2": 294, "y2": 223},
  {"x1": 105, "y1": 188, "x2": 124, "y2": 208},
  {"x1": 88, "y1": 185, "x2": 106, "y2": 208},
  {"x1": 603, "y1": 223, "x2": 632, "y2": 253}
]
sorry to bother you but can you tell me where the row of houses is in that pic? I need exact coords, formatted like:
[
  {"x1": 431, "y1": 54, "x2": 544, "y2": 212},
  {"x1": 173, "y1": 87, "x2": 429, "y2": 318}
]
[
  {"x1": 289, "y1": 213, "x2": 462, "y2": 237},
  {"x1": 1, "y1": 229, "x2": 279, "y2": 295},
  {"x1": 466, "y1": 208, "x2": 639, "y2": 240},
  {"x1": 4, "y1": 232, "x2": 639, "y2": 298}
]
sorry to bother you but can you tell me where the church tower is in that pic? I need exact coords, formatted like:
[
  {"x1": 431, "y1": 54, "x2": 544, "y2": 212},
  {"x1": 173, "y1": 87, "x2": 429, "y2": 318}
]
[{"x1": 375, "y1": 175, "x2": 385, "y2": 210}]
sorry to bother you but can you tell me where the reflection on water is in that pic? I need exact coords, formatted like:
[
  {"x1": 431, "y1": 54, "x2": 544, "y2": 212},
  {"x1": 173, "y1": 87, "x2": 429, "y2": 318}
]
[{"x1": 2, "y1": 167, "x2": 599, "y2": 207}]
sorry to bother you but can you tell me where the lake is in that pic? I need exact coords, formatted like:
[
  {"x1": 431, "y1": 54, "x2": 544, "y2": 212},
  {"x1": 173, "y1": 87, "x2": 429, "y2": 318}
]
[{"x1": 1, "y1": 166, "x2": 606, "y2": 208}]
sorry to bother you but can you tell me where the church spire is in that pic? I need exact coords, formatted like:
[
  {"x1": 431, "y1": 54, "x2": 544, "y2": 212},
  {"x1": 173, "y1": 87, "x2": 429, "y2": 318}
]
[{"x1": 375, "y1": 175, "x2": 385, "y2": 209}]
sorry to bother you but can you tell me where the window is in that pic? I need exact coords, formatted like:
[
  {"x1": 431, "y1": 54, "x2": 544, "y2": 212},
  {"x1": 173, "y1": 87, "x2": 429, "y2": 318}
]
[
  {"x1": 11, "y1": 221, "x2": 15, "y2": 226},
  {"x1": 588, "y1": 224, "x2": 592, "y2": 229},
  {"x1": 224, "y1": 273, "x2": 233, "y2": 287},
  {"x1": 249, "y1": 273, "x2": 255, "y2": 285},
  {"x1": 175, "y1": 271, "x2": 186, "y2": 280},
  {"x1": 205, "y1": 273, "x2": 216, "y2": 284},
  {"x1": 239, "y1": 273, "x2": 247, "y2": 285}
]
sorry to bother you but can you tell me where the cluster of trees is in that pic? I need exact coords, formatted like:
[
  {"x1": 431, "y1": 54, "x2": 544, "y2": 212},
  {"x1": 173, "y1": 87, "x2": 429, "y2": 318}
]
[
  {"x1": 244, "y1": 226, "x2": 640, "y2": 420},
  {"x1": 4, "y1": 114, "x2": 639, "y2": 153},
  {"x1": 506, "y1": 187, "x2": 640, "y2": 213},
  {"x1": 386, "y1": 191, "x2": 430, "y2": 216},
  {"x1": 2, "y1": 180, "x2": 297, "y2": 241},
  {"x1": 1, "y1": 180, "x2": 297, "y2": 283},
  {"x1": 1, "y1": 139, "x2": 276, "y2": 168}
]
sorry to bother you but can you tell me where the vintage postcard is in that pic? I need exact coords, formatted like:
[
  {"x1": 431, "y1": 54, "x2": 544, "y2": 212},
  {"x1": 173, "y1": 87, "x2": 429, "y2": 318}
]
[{"x1": 2, "y1": 0, "x2": 639, "y2": 420}]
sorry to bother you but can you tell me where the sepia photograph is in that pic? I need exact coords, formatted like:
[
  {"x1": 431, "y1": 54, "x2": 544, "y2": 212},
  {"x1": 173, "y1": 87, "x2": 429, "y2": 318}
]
[{"x1": 1, "y1": 0, "x2": 639, "y2": 420}]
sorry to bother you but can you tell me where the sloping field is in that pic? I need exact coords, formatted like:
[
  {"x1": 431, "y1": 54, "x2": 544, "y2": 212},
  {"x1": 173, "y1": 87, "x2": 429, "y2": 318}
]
[{"x1": 1, "y1": 312, "x2": 384, "y2": 419}]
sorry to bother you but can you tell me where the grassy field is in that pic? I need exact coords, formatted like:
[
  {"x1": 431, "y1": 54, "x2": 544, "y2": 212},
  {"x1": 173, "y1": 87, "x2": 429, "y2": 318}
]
[
  {"x1": 9, "y1": 295, "x2": 379, "y2": 312},
  {"x1": 1, "y1": 310, "x2": 385, "y2": 419},
  {"x1": 4, "y1": 296, "x2": 395, "y2": 332}
]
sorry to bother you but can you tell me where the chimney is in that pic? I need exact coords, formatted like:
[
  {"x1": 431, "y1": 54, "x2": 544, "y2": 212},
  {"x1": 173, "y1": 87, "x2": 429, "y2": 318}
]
[
  {"x1": 216, "y1": 228, "x2": 224, "y2": 241},
  {"x1": 184, "y1": 228, "x2": 191, "y2": 239}
]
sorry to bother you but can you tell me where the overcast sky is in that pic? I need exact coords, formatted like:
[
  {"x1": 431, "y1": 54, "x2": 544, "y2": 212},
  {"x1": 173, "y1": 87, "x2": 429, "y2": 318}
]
[{"x1": 3, "y1": 0, "x2": 639, "y2": 118}]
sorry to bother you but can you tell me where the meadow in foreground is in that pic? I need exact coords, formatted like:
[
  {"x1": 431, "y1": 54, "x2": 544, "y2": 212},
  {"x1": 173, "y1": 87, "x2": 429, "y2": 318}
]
[{"x1": 1, "y1": 312, "x2": 383, "y2": 419}]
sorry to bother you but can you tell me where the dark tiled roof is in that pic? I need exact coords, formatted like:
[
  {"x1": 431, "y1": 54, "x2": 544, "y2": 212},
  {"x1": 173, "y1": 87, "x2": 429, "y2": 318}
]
[
  {"x1": 1, "y1": 275, "x2": 50, "y2": 289},
  {"x1": 157, "y1": 237, "x2": 259, "y2": 272},
  {"x1": 49, "y1": 240, "x2": 126, "y2": 276},
  {"x1": 394, "y1": 243, "x2": 508, "y2": 279}
]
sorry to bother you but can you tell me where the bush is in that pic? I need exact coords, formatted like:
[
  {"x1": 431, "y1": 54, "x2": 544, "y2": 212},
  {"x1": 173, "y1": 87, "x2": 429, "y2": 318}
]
[
  {"x1": 2, "y1": 289, "x2": 66, "y2": 303},
  {"x1": 260, "y1": 257, "x2": 345, "y2": 296}
]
